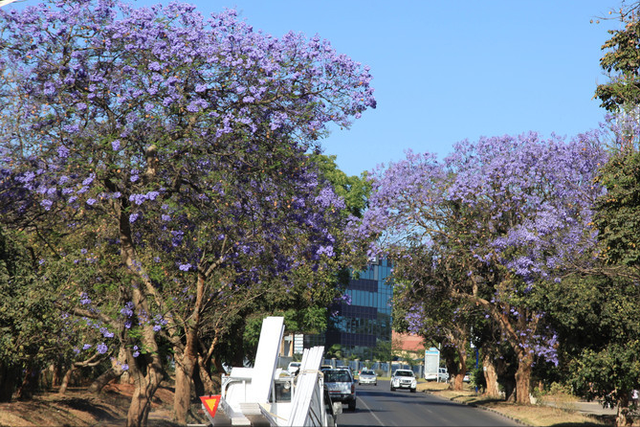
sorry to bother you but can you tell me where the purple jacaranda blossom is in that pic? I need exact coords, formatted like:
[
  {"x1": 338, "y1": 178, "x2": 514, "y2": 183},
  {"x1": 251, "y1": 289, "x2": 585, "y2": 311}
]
[
  {"x1": 100, "y1": 327, "x2": 114, "y2": 338},
  {"x1": 356, "y1": 131, "x2": 607, "y2": 401},
  {"x1": 129, "y1": 194, "x2": 147, "y2": 205},
  {"x1": 82, "y1": 174, "x2": 94, "y2": 186},
  {"x1": 120, "y1": 301, "x2": 134, "y2": 317},
  {"x1": 80, "y1": 292, "x2": 91, "y2": 305},
  {"x1": 1, "y1": 2, "x2": 376, "y2": 412},
  {"x1": 58, "y1": 145, "x2": 69, "y2": 158},
  {"x1": 40, "y1": 199, "x2": 53, "y2": 210}
]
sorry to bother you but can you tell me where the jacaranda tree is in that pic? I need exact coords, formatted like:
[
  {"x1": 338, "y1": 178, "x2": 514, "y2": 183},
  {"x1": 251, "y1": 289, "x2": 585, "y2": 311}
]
[
  {"x1": 0, "y1": 0, "x2": 376, "y2": 425},
  {"x1": 356, "y1": 132, "x2": 606, "y2": 404}
]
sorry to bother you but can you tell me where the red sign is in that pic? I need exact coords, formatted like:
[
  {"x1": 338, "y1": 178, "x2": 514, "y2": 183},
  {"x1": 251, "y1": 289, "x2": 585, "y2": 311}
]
[{"x1": 200, "y1": 395, "x2": 221, "y2": 418}]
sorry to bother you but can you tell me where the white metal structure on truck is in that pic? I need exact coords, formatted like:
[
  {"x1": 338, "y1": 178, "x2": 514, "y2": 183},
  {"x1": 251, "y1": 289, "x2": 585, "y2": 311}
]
[{"x1": 199, "y1": 316, "x2": 340, "y2": 426}]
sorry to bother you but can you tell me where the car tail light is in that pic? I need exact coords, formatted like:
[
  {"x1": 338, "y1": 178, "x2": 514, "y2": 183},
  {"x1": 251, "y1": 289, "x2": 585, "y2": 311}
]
[{"x1": 351, "y1": 383, "x2": 355, "y2": 394}]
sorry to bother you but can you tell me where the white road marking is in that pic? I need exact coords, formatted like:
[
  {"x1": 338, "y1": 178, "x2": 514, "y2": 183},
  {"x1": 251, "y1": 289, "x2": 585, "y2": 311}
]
[{"x1": 357, "y1": 393, "x2": 387, "y2": 426}]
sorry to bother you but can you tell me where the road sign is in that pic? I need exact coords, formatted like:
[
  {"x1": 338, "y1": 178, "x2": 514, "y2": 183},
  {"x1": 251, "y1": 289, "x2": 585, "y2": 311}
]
[{"x1": 200, "y1": 395, "x2": 221, "y2": 419}]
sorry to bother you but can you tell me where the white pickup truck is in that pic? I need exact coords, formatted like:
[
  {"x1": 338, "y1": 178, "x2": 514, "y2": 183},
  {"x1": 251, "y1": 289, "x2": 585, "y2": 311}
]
[{"x1": 424, "y1": 367, "x2": 449, "y2": 382}]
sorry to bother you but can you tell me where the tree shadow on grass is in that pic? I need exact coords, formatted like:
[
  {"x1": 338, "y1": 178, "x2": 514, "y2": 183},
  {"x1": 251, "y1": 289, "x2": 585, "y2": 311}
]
[{"x1": 57, "y1": 397, "x2": 122, "y2": 422}]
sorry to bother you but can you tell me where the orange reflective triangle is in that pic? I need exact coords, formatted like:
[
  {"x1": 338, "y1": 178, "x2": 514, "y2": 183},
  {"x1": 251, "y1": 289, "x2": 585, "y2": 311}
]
[{"x1": 200, "y1": 395, "x2": 221, "y2": 418}]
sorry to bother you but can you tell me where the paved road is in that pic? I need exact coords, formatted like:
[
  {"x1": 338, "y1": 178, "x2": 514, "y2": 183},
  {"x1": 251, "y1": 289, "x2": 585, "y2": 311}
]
[{"x1": 336, "y1": 383, "x2": 520, "y2": 427}]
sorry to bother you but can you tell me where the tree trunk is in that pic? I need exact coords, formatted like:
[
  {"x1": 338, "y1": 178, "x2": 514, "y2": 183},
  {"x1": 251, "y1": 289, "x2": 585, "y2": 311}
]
[
  {"x1": 514, "y1": 353, "x2": 533, "y2": 405},
  {"x1": 197, "y1": 353, "x2": 219, "y2": 395},
  {"x1": 88, "y1": 367, "x2": 124, "y2": 394},
  {"x1": 173, "y1": 347, "x2": 197, "y2": 425},
  {"x1": 616, "y1": 394, "x2": 632, "y2": 427},
  {"x1": 125, "y1": 289, "x2": 164, "y2": 427},
  {"x1": 443, "y1": 331, "x2": 468, "y2": 392},
  {"x1": 51, "y1": 362, "x2": 63, "y2": 388},
  {"x1": 173, "y1": 273, "x2": 207, "y2": 425},
  {"x1": 482, "y1": 353, "x2": 500, "y2": 398},
  {"x1": 58, "y1": 366, "x2": 75, "y2": 395},
  {"x1": 0, "y1": 362, "x2": 17, "y2": 402},
  {"x1": 118, "y1": 202, "x2": 167, "y2": 427},
  {"x1": 452, "y1": 371, "x2": 465, "y2": 391},
  {"x1": 126, "y1": 350, "x2": 163, "y2": 427},
  {"x1": 89, "y1": 348, "x2": 127, "y2": 394},
  {"x1": 16, "y1": 366, "x2": 36, "y2": 401}
]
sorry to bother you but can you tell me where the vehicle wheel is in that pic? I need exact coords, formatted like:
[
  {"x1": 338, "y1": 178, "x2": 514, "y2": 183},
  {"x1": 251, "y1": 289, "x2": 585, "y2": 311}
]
[
  {"x1": 410, "y1": 388, "x2": 416, "y2": 393},
  {"x1": 348, "y1": 399, "x2": 356, "y2": 411},
  {"x1": 374, "y1": 382, "x2": 377, "y2": 386},
  {"x1": 390, "y1": 386, "x2": 395, "y2": 391}
]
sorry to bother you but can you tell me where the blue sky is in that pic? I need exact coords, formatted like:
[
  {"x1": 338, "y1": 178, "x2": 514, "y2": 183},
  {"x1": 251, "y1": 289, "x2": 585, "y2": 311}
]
[
  {"x1": 4, "y1": 0, "x2": 622, "y2": 176},
  {"x1": 202, "y1": 1, "x2": 619, "y2": 177}
]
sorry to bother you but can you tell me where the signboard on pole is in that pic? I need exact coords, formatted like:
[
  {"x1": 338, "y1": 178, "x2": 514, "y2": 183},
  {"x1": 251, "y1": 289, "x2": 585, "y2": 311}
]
[{"x1": 424, "y1": 347, "x2": 440, "y2": 380}]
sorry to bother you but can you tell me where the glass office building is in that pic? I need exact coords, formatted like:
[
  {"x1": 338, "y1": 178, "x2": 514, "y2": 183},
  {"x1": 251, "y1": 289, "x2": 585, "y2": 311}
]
[{"x1": 324, "y1": 258, "x2": 394, "y2": 359}]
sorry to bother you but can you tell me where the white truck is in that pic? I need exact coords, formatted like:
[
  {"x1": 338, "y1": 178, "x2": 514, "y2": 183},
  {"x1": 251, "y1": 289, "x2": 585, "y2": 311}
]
[{"x1": 199, "y1": 316, "x2": 341, "y2": 426}]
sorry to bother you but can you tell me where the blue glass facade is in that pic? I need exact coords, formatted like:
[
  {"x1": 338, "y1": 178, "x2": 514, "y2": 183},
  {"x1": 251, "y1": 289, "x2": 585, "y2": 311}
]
[{"x1": 325, "y1": 258, "x2": 394, "y2": 358}]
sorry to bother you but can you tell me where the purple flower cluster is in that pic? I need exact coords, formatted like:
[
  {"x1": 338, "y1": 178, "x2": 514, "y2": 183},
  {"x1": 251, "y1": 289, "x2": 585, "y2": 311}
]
[
  {"x1": 0, "y1": 0, "x2": 372, "y2": 389},
  {"x1": 357, "y1": 130, "x2": 607, "y2": 369}
]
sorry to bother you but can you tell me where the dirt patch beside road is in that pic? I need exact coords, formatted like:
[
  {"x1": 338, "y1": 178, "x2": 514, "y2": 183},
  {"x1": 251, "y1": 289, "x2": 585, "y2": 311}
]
[{"x1": 0, "y1": 384, "x2": 182, "y2": 427}]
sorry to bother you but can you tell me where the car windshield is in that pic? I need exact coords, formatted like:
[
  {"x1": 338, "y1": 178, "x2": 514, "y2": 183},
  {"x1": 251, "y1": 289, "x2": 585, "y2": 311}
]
[
  {"x1": 395, "y1": 371, "x2": 414, "y2": 377},
  {"x1": 362, "y1": 371, "x2": 375, "y2": 375},
  {"x1": 325, "y1": 371, "x2": 351, "y2": 382}
]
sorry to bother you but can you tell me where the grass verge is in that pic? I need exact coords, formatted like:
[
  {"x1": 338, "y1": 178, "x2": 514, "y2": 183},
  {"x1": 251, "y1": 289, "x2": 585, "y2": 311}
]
[{"x1": 417, "y1": 381, "x2": 619, "y2": 427}]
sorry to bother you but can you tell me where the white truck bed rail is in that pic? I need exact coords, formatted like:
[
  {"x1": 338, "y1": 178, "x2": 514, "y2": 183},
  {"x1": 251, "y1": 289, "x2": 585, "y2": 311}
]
[{"x1": 200, "y1": 316, "x2": 337, "y2": 426}]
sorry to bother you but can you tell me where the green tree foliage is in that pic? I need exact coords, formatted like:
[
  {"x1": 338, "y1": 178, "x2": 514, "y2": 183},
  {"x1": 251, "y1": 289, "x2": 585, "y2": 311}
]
[
  {"x1": 0, "y1": 228, "x2": 68, "y2": 401},
  {"x1": 546, "y1": 272, "x2": 640, "y2": 426},
  {"x1": 595, "y1": 5, "x2": 640, "y2": 112},
  {"x1": 594, "y1": 149, "x2": 640, "y2": 271},
  {"x1": 309, "y1": 153, "x2": 371, "y2": 218}
]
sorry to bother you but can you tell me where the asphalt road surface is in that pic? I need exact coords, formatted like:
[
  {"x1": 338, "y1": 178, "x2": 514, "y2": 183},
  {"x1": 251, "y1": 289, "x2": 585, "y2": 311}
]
[{"x1": 336, "y1": 383, "x2": 520, "y2": 427}]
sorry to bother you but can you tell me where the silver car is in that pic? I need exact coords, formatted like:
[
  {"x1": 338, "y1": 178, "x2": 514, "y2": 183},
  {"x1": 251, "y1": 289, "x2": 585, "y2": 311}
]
[{"x1": 358, "y1": 369, "x2": 377, "y2": 385}]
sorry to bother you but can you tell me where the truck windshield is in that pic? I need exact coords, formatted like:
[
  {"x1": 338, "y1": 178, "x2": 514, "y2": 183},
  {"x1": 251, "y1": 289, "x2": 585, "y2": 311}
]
[{"x1": 325, "y1": 371, "x2": 351, "y2": 382}]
